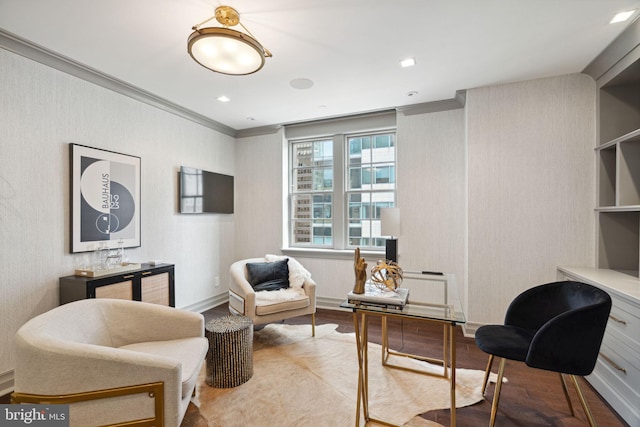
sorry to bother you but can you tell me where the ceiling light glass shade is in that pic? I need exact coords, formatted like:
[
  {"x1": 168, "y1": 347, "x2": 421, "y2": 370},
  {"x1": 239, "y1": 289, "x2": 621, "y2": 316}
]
[{"x1": 188, "y1": 27, "x2": 267, "y2": 75}]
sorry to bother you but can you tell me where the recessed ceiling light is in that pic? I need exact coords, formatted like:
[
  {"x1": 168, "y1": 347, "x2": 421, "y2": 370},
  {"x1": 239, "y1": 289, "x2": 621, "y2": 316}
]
[
  {"x1": 217, "y1": 95, "x2": 230, "y2": 103},
  {"x1": 400, "y1": 58, "x2": 416, "y2": 68},
  {"x1": 610, "y1": 10, "x2": 636, "y2": 23},
  {"x1": 407, "y1": 91, "x2": 419, "y2": 97}
]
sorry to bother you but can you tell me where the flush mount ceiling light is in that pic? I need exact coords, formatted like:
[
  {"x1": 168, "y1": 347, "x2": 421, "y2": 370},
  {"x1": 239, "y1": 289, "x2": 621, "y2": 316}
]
[{"x1": 188, "y1": 5, "x2": 272, "y2": 75}]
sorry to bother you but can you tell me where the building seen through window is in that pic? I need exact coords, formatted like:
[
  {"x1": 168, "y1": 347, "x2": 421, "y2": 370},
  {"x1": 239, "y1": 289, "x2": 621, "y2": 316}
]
[{"x1": 290, "y1": 131, "x2": 396, "y2": 250}]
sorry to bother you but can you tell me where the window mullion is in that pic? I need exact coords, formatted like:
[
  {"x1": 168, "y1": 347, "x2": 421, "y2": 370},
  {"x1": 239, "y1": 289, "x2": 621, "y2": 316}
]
[{"x1": 332, "y1": 134, "x2": 345, "y2": 250}]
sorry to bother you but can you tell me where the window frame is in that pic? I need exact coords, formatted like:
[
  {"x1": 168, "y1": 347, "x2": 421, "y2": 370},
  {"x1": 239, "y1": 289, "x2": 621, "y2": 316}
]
[{"x1": 287, "y1": 129, "x2": 396, "y2": 252}]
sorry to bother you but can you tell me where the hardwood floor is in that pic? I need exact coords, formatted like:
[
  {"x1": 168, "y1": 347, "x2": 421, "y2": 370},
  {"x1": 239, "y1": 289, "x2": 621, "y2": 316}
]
[
  {"x1": 2, "y1": 305, "x2": 627, "y2": 427},
  {"x1": 205, "y1": 305, "x2": 629, "y2": 427}
]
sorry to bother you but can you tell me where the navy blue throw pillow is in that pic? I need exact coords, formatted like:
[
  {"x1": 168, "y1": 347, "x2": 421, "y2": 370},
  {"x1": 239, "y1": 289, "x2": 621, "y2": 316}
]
[{"x1": 246, "y1": 259, "x2": 290, "y2": 292}]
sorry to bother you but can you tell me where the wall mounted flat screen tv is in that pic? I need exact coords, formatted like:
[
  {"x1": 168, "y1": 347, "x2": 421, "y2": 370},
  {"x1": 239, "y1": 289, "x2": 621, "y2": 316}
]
[{"x1": 179, "y1": 166, "x2": 234, "y2": 214}]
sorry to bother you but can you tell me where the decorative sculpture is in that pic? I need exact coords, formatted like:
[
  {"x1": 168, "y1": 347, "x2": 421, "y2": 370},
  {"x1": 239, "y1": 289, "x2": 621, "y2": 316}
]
[
  {"x1": 353, "y1": 247, "x2": 367, "y2": 294},
  {"x1": 370, "y1": 259, "x2": 404, "y2": 292}
]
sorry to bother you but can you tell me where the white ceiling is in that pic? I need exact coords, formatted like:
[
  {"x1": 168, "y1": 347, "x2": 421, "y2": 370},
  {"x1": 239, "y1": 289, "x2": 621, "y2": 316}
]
[{"x1": 1, "y1": 0, "x2": 639, "y2": 131}]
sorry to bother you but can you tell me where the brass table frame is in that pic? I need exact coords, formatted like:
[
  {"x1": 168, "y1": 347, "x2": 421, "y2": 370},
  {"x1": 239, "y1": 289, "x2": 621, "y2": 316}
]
[{"x1": 348, "y1": 303, "x2": 461, "y2": 427}]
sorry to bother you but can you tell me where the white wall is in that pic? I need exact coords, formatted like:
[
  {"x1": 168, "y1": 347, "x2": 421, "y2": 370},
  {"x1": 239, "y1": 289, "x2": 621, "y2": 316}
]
[
  {"x1": 466, "y1": 73, "x2": 596, "y2": 325},
  {"x1": 0, "y1": 49, "x2": 235, "y2": 389}
]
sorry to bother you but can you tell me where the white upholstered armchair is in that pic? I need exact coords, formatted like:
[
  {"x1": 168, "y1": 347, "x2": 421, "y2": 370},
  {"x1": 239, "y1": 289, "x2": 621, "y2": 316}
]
[
  {"x1": 12, "y1": 298, "x2": 208, "y2": 427},
  {"x1": 229, "y1": 256, "x2": 316, "y2": 336}
]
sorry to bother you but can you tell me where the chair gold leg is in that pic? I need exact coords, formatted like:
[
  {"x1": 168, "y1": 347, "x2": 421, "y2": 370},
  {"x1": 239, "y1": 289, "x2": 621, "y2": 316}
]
[
  {"x1": 311, "y1": 312, "x2": 316, "y2": 337},
  {"x1": 559, "y1": 373, "x2": 575, "y2": 416},
  {"x1": 570, "y1": 375, "x2": 597, "y2": 427},
  {"x1": 489, "y1": 358, "x2": 506, "y2": 427},
  {"x1": 481, "y1": 354, "x2": 494, "y2": 395}
]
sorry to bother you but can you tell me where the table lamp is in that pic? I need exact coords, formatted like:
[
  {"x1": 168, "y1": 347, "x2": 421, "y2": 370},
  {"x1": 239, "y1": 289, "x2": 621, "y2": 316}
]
[{"x1": 381, "y1": 207, "x2": 401, "y2": 262}]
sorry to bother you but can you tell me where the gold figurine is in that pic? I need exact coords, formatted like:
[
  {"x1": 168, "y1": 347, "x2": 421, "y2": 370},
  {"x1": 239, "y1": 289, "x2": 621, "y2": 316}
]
[{"x1": 353, "y1": 247, "x2": 367, "y2": 294}]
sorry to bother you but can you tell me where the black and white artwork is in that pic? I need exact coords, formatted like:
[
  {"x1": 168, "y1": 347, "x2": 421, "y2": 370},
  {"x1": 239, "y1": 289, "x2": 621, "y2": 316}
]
[{"x1": 71, "y1": 143, "x2": 141, "y2": 253}]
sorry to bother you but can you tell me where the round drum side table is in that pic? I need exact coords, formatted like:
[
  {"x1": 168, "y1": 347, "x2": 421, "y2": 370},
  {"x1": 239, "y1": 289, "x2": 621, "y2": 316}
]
[{"x1": 205, "y1": 315, "x2": 253, "y2": 388}]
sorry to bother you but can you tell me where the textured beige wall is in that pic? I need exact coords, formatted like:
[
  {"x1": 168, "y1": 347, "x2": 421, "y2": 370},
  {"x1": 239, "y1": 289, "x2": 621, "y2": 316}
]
[
  {"x1": 233, "y1": 130, "x2": 286, "y2": 260},
  {"x1": 234, "y1": 109, "x2": 467, "y2": 307},
  {"x1": 466, "y1": 73, "x2": 596, "y2": 325},
  {"x1": 396, "y1": 109, "x2": 467, "y2": 309},
  {"x1": 0, "y1": 49, "x2": 235, "y2": 385}
]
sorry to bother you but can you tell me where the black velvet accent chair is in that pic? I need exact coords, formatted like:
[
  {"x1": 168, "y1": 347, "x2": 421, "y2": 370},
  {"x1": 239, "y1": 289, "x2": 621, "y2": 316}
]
[{"x1": 474, "y1": 281, "x2": 611, "y2": 427}]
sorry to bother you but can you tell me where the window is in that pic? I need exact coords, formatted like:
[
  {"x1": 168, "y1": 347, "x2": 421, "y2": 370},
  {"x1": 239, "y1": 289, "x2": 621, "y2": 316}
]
[
  {"x1": 289, "y1": 131, "x2": 396, "y2": 250},
  {"x1": 347, "y1": 133, "x2": 396, "y2": 249}
]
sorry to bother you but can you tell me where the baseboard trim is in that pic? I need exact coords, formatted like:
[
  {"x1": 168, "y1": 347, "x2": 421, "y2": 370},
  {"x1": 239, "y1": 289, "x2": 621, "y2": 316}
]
[
  {"x1": 201, "y1": 294, "x2": 350, "y2": 314},
  {"x1": 316, "y1": 296, "x2": 349, "y2": 311},
  {"x1": 462, "y1": 322, "x2": 483, "y2": 338},
  {"x1": 179, "y1": 293, "x2": 228, "y2": 314}
]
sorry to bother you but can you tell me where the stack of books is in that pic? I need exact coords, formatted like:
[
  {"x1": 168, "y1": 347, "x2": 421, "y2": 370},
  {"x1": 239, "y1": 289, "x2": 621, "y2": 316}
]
[{"x1": 347, "y1": 283, "x2": 409, "y2": 309}]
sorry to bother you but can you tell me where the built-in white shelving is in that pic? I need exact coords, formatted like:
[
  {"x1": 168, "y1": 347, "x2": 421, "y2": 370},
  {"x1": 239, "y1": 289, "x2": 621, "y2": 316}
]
[
  {"x1": 584, "y1": 22, "x2": 640, "y2": 427},
  {"x1": 596, "y1": 54, "x2": 640, "y2": 276}
]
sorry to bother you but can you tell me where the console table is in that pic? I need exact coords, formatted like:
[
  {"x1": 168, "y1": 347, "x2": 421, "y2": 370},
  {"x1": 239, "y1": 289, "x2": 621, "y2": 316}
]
[
  {"x1": 59, "y1": 263, "x2": 175, "y2": 307},
  {"x1": 340, "y1": 272, "x2": 465, "y2": 427}
]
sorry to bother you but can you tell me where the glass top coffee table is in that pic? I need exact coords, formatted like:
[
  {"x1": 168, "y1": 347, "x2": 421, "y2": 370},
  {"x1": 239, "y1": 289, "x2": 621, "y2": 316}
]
[{"x1": 340, "y1": 272, "x2": 466, "y2": 427}]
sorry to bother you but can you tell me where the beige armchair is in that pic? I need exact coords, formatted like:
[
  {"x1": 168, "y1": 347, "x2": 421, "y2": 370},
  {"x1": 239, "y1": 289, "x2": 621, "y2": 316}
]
[
  {"x1": 12, "y1": 298, "x2": 208, "y2": 427},
  {"x1": 229, "y1": 256, "x2": 316, "y2": 336}
]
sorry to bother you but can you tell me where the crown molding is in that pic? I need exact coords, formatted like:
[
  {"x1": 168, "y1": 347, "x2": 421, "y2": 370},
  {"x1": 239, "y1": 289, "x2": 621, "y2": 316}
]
[
  {"x1": 235, "y1": 124, "x2": 282, "y2": 138},
  {"x1": 397, "y1": 91, "x2": 465, "y2": 116},
  {"x1": 583, "y1": 16, "x2": 640, "y2": 82},
  {"x1": 1, "y1": 27, "x2": 471, "y2": 139},
  {"x1": 0, "y1": 28, "x2": 237, "y2": 137}
]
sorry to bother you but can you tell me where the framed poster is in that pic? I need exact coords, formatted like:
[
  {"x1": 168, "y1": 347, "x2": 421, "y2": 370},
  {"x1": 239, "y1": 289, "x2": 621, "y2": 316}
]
[{"x1": 71, "y1": 143, "x2": 141, "y2": 253}]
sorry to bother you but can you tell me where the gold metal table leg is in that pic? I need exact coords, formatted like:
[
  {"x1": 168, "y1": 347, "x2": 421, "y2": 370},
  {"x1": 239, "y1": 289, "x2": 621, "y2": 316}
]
[
  {"x1": 351, "y1": 310, "x2": 459, "y2": 427},
  {"x1": 443, "y1": 323, "x2": 449, "y2": 379},
  {"x1": 449, "y1": 323, "x2": 457, "y2": 427},
  {"x1": 353, "y1": 312, "x2": 370, "y2": 426},
  {"x1": 352, "y1": 313, "x2": 361, "y2": 427},
  {"x1": 362, "y1": 313, "x2": 369, "y2": 421},
  {"x1": 382, "y1": 316, "x2": 388, "y2": 363}
]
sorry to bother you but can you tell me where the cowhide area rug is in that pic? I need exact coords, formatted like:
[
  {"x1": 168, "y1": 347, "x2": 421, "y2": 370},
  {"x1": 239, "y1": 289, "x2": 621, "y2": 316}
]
[{"x1": 182, "y1": 323, "x2": 487, "y2": 427}]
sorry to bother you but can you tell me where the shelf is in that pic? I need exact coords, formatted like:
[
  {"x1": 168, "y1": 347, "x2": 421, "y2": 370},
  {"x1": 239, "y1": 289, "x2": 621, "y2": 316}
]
[
  {"x1": 596, "y1": 129, "x2": 640, "y2": 207},
  {"x1": 597, "y1": 128, "x2": 640, "y2": 149},
  {"x1": 598, "y1": 212, "x2": 639, "y2": 275},
  {"x1": 598, "y1": 145, "x2": 616, "y2": 207},
  {"x1": 596, "y1": 205, "x2": 640, "y2": 212},
  {"x1": 619, "y1": 141, "x2": 640, "y2": 205},
  {"x1": 599, "y1": 64, "x2": 640, "y2": 144}
]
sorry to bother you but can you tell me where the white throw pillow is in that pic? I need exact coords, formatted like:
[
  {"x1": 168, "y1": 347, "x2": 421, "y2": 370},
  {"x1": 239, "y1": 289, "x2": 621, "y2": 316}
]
[{"x1": 264, "y1": 254, "x2": 311, "y2": 290}]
